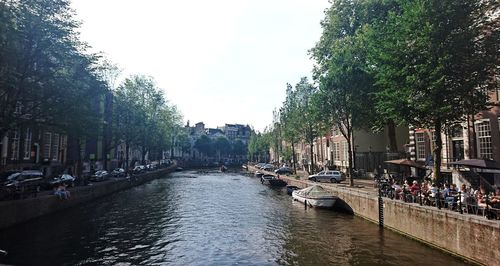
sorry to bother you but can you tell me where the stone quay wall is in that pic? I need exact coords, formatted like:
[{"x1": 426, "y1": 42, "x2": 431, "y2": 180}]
[
  {"x1": 251, "y1": 165, "x2": 499, "y2": 266},
  {"x1": 0, "y1": 166, "x2": 176, "y2": 230}
]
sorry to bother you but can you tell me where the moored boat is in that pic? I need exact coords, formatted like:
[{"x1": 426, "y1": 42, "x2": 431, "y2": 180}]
[
  {"x1": 292, "y1": 185, "x2": 337, "y2": 208},
  {"x1": 286, "y1": 185, "x2": 300, "y2": 195},
  {"x1": 260, "y1": 174, "x2": 273, "y2": 184},
  {"x1": 268, "y1": 177, "x2": 287, "y2": 187},
  {"x1": 261, "y1": 175, "x2": 287, "y2": 187},
  {"x1": 255, "y1": 171, "x2": 264, "y2": 178}
]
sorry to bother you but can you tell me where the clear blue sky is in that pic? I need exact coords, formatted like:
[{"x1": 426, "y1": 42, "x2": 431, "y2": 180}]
[{"x1": 71, "y1": 0, "x2": 330, "y2": 132}]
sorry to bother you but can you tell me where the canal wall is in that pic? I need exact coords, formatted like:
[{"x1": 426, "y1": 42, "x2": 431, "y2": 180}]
[
  {"x1": 0, "y1": 166, "x2": 176, "y2": 230},
  {"x1": 250, "y1": 166, "x2": 499, "y2": 266}
]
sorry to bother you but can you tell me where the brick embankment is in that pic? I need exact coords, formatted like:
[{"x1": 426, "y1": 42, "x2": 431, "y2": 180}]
[
  {"x1": 248, "y1": 165, "x2": 499, "y2": 266},
  {"x1": 0, "y1": 165, "x2": 177, "y2": 230}
]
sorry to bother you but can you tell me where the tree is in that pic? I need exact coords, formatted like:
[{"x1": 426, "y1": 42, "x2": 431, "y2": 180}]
[
  {"x1": 0, "y1": 0, "x2": 99, "y2": 138},
  {"x1": 232, "y1": 140, "x2": 247, "y2": 159},
  {"x1": 194, "y1": 135, "x2": 214, "y2": 158},
  {"x1": 310, "y1": 0, "x2": 377, "y2": 186},
  {"x1": 364, "y1": 0, "x2": 498, "y2": 180},
  {"x1": 247, "y1": 131, "x2": 270, "y2": 162}
]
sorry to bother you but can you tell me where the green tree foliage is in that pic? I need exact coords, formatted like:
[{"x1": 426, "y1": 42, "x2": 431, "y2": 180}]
[
  {"x1": 0, "y1": 0, "x2": 105, "y2": 137},
  {"x1": 232, "y1": 140, "x2": 247, "y2": 157},
  {"x1": 113, "y1": 75, "x2": 182, "y2": 170},
  {"x1": 247, "y1": 131, "x2": 270, "y2": 162},
  {"x1": 214, "y1": 136, "x2": 231, "y2": 159},
  {"x1": 364, "y1": 0, "x2": 499, "y2": 180},
  {"x1": 194, "y1": 135, "x2": 214, "y2": 158},
  {"x1": 310, "y1": 0, "x2": 380, "y2": 185}
]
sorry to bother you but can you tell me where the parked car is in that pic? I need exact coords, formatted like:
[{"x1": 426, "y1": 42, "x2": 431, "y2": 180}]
[
  {"x1": 47, "y1": 174, "x2": 76, "y2": 188},
  {"x1": 111, "y1": 168, "x2": 126, "y2": 177},
  {"x1": 275, "y1": 167, "x2": 293, "y2": 175},
  {"x1": 3, "y1": 170, "x2": 44, "y2": 187},
  {"x1": 2, "y1": 170, "x2": 44, "y2": 198},
  {"x1": 255, "y1": 163, "x2": 266, "y2": 169},
  {"x1": 132, "y1": 165, "x2": 146, "y2": 174},
  {"x1": 90, "y1": 170, "x2": 109, "y2": 182},
  {"x1": 308, "y1": 170, "x2": 346, "y2": 183},
  {"x1": 261, "y1": 164, "x2": 274, "y2": 171}
]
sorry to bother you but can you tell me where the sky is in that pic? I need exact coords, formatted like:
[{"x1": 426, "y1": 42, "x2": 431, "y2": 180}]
[{"x1": 70, "y1": 0, "x2": 331, "y2": 132}]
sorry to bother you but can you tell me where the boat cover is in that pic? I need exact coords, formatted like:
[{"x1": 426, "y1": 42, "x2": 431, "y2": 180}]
[{"x1": 294, "y1": 185, "x2": 333, "y2": 198}]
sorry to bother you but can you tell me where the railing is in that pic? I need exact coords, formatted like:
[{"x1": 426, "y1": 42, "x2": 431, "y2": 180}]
[{"x1": 376, "y1": 178, "x2": 499, "y2": 220}]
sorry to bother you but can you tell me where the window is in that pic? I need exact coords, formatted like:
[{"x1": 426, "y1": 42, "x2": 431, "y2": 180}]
[
  {"x1": 342, "y1": 141, "x2": 348, "y2": 161},
  {"x1": 10, "y1": 129, "x2": 20, "y2": 160},
  {"x1": 43, "y1": 132, "x2": 51, "y2": 160},
  {"x1": 333, "y1": 142, "x2": 340, "y2": 161},
  {"x1": 23, "y1": 128, "x2": 32, "y2": 159},
  {"x1": 451, "y1": 125, "x2": 463, "y2": 138},
  {"x1": 476, "y1": 120, "x2": 492, "y2": 159},
  {"x1": 51, "y1": 133, "x2": 59, "y2": 161},
  {"x1": 416, "y1": 132, "x2": 426, "y2": 160},
  {"x1": 14, "y1": 101, "x2": 22, "y2": 114}
]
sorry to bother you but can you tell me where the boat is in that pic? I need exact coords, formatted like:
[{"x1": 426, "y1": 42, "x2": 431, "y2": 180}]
[
  {"x1": 242, "y1": 164, "x2": 248, "y2": 170},
  {"x1": 260, "y1": 174, "x2": 273, "y2": 184},
  {"x1": 268, "y1": 177, "x2": 287, "y2": 187},
  {"x1": 286, "y1": 185, "x2": 300, "y2": 195},
  {"x1": 292, "y1": 185, "x2": 337, "y2": 208},
  {"x1": 255, "y1": 171, "x2": 264, "y2": 178},
  {"x1": 261, "y1": 175, "x2": 287, "y2": 187}
]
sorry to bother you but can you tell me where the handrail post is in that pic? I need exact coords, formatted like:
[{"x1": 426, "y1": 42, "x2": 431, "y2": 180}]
[
  {"x1": 437, "y1": 188, "x2": 441, "y2": 209},
  {"x1": 419, "y1": 190, "x2": 422, "y2": 206},
  {"x1": 458, "y1": 191, "x2": 463, "y2": 214}
]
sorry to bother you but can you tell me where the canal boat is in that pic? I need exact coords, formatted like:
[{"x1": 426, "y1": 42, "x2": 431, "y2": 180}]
[
  {"x1": 261, "y1": 175, "x2": 287, "y2": 187},
  {"x1": 286, "y1": 185, "x2": 300, "y2": 195},
  {"x1": 292, "y1": 185, "x2": 337, "y2": 208}
]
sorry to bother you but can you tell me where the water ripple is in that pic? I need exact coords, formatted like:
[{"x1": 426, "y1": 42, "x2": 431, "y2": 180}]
[{"x1": 0, "y1": 171, "x2": 468, "y2": 266}]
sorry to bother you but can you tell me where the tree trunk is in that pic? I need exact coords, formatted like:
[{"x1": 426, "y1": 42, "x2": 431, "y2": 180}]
[
  {"x1": 470, "y1": 115, "x2": 477, "y2": 159},
  {"x1": 125, "y1": 141, "x2": 130, "y2": 174},
  {"x1": 347, "y1": 127, "x2": 354, "y2": 187},
  {"x1": 309, "y1": 143, "x2": 314, "y2": 174},
  {"x1": 387, "y1": 119, "x2": 398, "y2": 152},
  {"x1": 170, "y1": 135, "x2": 175, "y2": 159},
  {"x1": 432, "y1": 120, "x2": 443, "y2": 182},
  {"x1": 292, "y1": 142, "x2": 297, "y2": 174}
]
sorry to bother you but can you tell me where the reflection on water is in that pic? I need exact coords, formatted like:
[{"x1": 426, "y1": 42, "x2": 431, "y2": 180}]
[{"x1": 0, "y1": 170, "x2": 468, "y2": 265}]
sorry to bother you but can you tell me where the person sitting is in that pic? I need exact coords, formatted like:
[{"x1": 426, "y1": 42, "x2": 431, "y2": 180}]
[
  {"x1": 54, "y1": 184, "x2": 70, "y2": 200},
  {"x1": 490, "y1": 187, "x2": 500, "y2": 208},
  {"x1": 392, "y1": 182, "x2": 403, "y2": 200},
  {"x1": 410, "y1": 180, "x2": 420, "y2": 195},
  {"x1": 444, "y1": 184, "x2": 458, "y2": 209},
  {"x1": 459, "y1": 184, "x2": 470, "y2": 204}
]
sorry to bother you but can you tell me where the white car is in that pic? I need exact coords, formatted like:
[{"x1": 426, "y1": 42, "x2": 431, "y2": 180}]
[{"x1": 308, "y1": 170, "x2": 346, "y2": 183}]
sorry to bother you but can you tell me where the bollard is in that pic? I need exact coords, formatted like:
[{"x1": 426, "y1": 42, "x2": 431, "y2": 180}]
[
  {"x1": 437, "y1": 188, "x2": 441, "y2": 209},
  {"x1": 485, "y1": 194, "x2": 490, "y2": 219},
  {"x1": 419, "y1": 190, "x2": 422, "y2": 206},
  {"x1": 458, "y1": 191, "x2": 463, "y2": 214},
  {"x1": 304, "y1": 200, "x2": 307, "y2": 209}
]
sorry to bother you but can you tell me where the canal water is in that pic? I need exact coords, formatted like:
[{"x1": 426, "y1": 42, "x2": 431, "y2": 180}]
[{"x1": 0, "y1": 170, "x2": 468, "y2": 265}]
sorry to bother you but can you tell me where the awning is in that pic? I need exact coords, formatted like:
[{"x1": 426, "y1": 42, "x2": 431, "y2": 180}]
[
  {"x1": 384, "y1": 159, "x2": 425, "y2": 169},
  {"x1": 448, "y1": 159, "x2": 500, "y2": 170}
]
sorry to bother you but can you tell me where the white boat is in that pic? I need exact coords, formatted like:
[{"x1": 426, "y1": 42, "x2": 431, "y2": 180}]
[{"x1": 292, "y1": 185, "x2": 337, "y2": 208}]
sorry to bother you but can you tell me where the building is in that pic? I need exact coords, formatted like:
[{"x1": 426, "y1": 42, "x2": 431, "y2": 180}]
[{"x1": 0, "y1": 126, "x2": 68, "y2": 177}]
